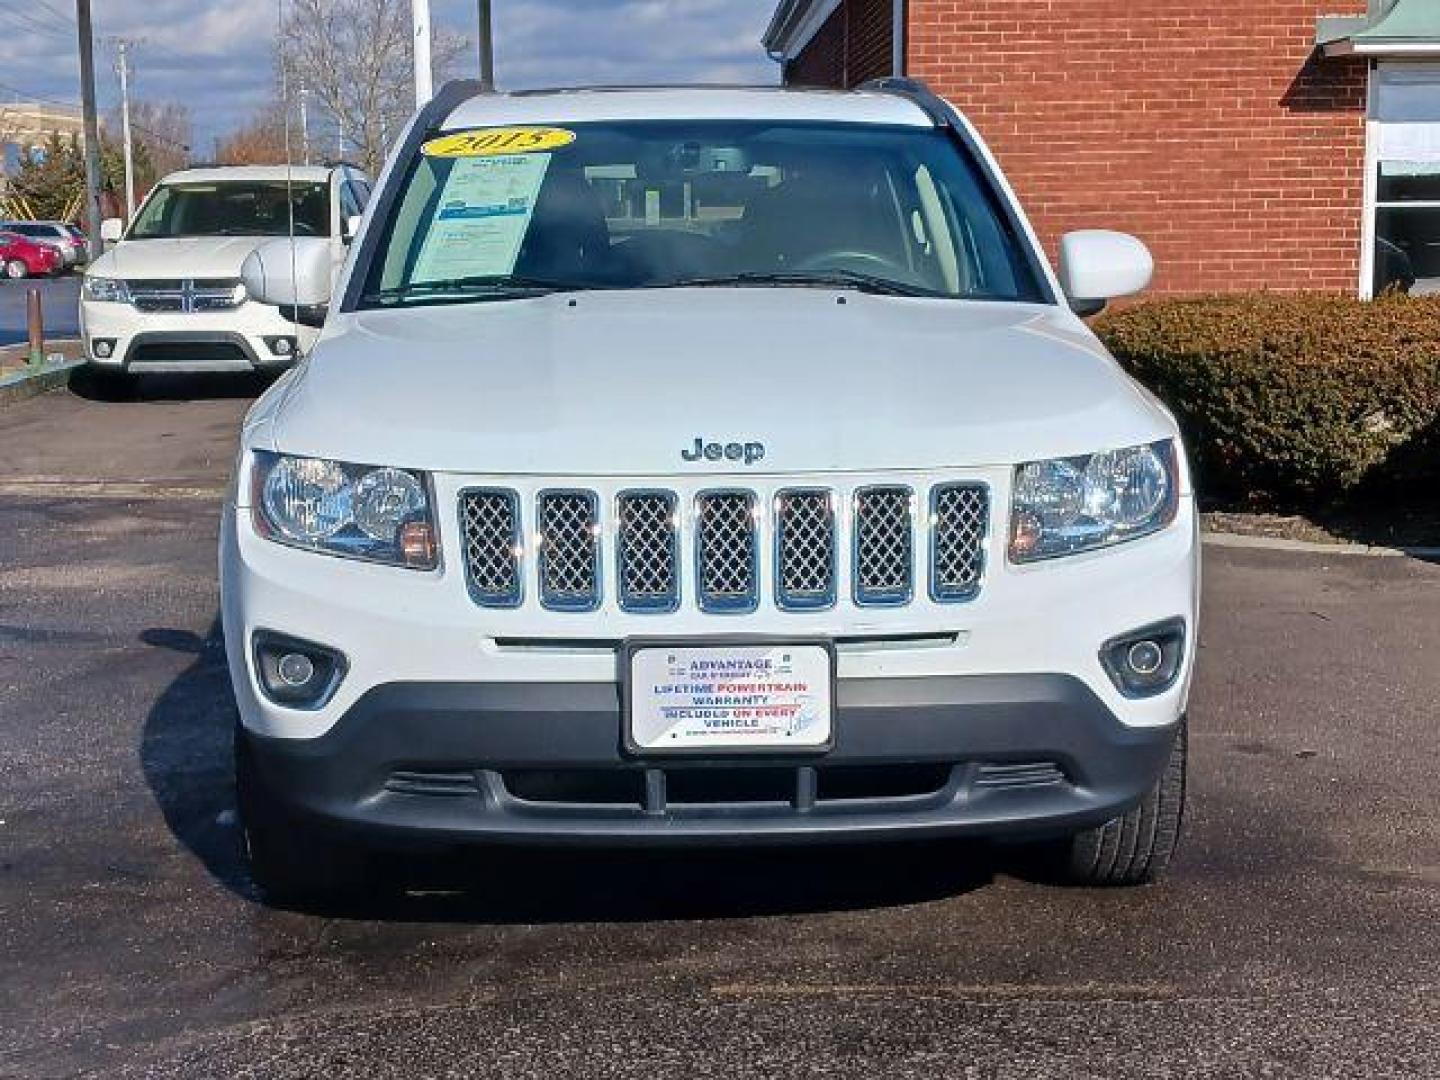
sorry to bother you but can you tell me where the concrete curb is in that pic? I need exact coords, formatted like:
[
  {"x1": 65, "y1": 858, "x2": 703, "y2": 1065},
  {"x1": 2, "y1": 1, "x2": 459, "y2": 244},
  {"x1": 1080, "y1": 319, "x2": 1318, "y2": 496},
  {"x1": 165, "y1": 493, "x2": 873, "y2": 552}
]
[
  {"x1": 1202, "y1": 531, "x2": 1440, "y2": 559},
  {"x1": 0, "y1": 357, "x2": 85, "y2": 406}
]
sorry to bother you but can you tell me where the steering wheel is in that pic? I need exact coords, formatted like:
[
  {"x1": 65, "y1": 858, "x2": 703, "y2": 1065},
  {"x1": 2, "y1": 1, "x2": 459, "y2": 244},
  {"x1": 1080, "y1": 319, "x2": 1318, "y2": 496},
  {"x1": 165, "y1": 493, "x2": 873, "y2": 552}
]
[{"x1": 789, "y1": 249, "x2": 909, "y2": 277}]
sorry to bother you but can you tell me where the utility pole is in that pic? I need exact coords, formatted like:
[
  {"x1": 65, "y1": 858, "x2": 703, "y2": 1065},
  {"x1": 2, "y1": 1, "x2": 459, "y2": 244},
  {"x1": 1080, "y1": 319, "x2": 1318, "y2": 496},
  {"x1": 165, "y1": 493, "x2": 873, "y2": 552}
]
[
  {"x1": 75, "y1": 0, "x2": 104, "y2": 259},
  {"x1": 114, "y1": 40, "x2": 137, "y2": 221},
  {"x1": 298, "y1": 79, "x2": 311, "y2": 165},
  {"x1": 412, "y1": 0, "x2": 433, "y2": 107},
  {"x1": 478, "y1": 0, "x2": 494, "y2": 91}
]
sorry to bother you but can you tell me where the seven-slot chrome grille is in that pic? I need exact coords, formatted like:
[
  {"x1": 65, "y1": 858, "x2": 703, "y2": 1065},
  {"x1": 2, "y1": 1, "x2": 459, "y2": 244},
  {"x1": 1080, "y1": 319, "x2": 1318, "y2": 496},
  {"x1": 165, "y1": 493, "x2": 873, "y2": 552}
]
[{"x1": 460, "y1": 482, "x2": 989, "y2": 613}]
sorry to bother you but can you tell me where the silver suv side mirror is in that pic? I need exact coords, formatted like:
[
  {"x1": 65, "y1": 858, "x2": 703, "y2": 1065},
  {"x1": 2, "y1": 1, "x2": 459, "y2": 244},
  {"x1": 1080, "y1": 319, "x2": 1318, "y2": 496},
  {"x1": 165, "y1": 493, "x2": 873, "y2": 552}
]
[
  {"x1": 241, "y1": 238, "x2": 333, "y2": 328},
  {"x1": 1058, "y1": 230, "x2": 1154, "y2": 317}
]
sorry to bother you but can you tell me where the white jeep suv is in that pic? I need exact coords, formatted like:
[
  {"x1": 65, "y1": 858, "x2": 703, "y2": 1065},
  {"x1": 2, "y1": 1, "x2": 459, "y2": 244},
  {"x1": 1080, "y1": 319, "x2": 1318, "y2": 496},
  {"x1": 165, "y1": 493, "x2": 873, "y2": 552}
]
[
  {"x1": 80, "y1": 163, "x2": 369, "y2": 380},
  {"x1": 223, "y1": 80, "x2": 1198, "y2": 905}
]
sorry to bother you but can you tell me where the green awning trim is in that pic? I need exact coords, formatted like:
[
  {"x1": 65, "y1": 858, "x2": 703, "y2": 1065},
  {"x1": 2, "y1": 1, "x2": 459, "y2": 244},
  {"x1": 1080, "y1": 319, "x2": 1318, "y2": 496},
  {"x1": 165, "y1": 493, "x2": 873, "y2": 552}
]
[{"x1": 1319, "y1": 0, "x2": 1440, "y2": 58}]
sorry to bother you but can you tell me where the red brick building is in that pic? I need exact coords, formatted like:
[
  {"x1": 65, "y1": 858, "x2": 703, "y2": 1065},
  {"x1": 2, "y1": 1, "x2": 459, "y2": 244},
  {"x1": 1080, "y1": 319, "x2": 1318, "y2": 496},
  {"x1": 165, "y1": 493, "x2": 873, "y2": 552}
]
[{"x1": 763, "y1": 0, "x2": 1440, "y2": 298}]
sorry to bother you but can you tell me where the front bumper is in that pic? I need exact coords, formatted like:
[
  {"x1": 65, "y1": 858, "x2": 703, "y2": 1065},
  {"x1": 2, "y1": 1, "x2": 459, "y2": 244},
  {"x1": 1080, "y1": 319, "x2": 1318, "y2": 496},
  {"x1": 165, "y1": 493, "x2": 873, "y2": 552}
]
[
  {"x1": 240, "y1": 674, "x2": 1181, "y2": 847},
  {"x1": 80, "y1": 299, "x2": 315, "y2": 371},
  {"x1": 223, "y1": 467, "x2": 1198, "y2": 847}
]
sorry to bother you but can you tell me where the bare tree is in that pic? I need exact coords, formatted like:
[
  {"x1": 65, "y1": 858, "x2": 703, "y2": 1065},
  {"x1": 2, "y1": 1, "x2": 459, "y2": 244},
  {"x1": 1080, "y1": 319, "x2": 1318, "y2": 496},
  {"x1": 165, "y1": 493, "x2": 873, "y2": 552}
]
[
  {"x1": 123, "y1": 101, "x2": 192, "y2": 178},
  {"x1": 215, "y1": 103, "x2": 291, "y2": 166},
  {"x1": 279, "y1": 0, "x2": 467, "y2": 175}
]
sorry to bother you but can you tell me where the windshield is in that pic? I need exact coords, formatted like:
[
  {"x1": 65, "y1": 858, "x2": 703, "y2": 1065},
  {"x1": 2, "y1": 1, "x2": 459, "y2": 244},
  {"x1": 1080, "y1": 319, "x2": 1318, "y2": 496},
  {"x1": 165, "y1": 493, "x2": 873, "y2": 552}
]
[
  {"x1": 129, "y1": 181, "x2": 330, "y2": 240},
  {"x1": 359, "y1": 120, "x2": 1047, "y2": 307}
]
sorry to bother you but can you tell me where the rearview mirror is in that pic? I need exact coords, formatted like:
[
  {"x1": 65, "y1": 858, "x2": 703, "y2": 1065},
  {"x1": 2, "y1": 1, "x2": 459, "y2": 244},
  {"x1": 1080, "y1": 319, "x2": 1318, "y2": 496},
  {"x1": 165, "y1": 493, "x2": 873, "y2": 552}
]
[
  {"x1": 1058, "y1": 230, "x2": 1154, "y2": 317},
  {"x1": 241, "y1": 238, "x2": 333, "y2": 327},
  {"x1": 100, "y1": 218, "x2": 124, "y2": 244}
]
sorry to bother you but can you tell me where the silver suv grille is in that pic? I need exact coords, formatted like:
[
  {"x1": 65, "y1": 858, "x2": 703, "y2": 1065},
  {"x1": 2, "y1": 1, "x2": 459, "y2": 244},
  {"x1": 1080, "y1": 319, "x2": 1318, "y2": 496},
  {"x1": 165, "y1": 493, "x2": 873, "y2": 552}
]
[
  {"x1": 617, "y1": 491, "x2": 680, "y2": 612},
  {"x1": 460, "y1": 489, "x2": 522, "y2": 607},
  {"x1": 458, "y1": 482, "x2": 988, "y2": 615},
  {"x1": 696, "y1": 491, "x2": 759, "y2": 613},
  {"x1": 537, "y1": 491, "x2": 600, "y2": 611},
  {"x1": 128, "y1": 278, "x2": 246, "y2": 314},
  {"x1": 853, "y1": 487, "x2": 915, "y2": 606}
]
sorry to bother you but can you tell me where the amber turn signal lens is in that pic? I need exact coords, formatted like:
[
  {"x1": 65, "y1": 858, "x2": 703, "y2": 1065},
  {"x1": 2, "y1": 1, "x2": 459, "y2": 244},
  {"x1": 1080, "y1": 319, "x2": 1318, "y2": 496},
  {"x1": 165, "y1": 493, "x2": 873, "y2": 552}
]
[{"x1": 400, "y1": 521, "x2": 439, "y2": 568}]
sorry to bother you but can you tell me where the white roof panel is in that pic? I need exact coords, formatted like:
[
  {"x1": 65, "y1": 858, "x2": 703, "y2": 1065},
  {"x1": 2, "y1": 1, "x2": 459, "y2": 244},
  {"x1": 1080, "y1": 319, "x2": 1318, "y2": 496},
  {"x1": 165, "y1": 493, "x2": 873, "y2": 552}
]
[
  {"x1": 160, "y1": 165, "x2": 334, "y2": 185},
  {"x1": 442, "y1": 86, "x2": 933, "y2": 131}
]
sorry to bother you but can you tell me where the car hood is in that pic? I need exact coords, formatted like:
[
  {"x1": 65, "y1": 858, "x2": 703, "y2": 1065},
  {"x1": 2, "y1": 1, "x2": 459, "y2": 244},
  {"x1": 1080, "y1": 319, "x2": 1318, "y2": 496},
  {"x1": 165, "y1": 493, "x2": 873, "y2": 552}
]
[
  {"x1": 90, "y1": 237, "x2": 282, "y2": 280},
  {"x1": 266, "y1": 289, "x2": 1177, "y2": 476}
]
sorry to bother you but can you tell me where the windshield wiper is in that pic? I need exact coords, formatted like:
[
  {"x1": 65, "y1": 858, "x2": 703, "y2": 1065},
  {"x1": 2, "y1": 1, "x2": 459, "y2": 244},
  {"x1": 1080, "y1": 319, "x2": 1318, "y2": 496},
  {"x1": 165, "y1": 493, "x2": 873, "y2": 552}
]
[
  {"x1": 664, "y1": 270, "x2": 944, "y2": 298},
  {"x1": 362, "y1": 274, "x2": 592, "y2": 305}
]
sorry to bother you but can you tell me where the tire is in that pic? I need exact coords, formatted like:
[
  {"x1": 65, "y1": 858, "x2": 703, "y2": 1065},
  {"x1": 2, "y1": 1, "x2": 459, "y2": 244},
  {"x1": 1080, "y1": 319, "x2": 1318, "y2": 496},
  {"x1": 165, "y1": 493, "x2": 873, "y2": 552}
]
[
  {"x1": 235, "y1": 728, "x2": 373, "y2": 910},
  {"x1": 1035, "y1": 718, "x2": 1187, "y2": 887},
  {"x1": 4, "y1": 259, "x2": 28, "y2": 280}
]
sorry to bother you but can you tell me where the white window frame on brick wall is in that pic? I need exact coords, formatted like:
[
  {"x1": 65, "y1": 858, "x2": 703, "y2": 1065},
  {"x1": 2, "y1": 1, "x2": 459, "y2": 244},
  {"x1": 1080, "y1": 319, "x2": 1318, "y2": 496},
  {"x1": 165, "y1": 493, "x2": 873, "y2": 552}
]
[{"x1": 1362, "y1": 61, "x2": 1440, "y2": 298}]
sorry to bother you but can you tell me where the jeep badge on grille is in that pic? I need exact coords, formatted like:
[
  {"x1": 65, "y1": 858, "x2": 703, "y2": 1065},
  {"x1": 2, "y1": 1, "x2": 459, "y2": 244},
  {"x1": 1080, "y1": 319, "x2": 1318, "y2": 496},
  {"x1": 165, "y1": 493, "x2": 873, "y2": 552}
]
[{"x1": 683, "y1": 438, "x2": 766, "y2": 466}]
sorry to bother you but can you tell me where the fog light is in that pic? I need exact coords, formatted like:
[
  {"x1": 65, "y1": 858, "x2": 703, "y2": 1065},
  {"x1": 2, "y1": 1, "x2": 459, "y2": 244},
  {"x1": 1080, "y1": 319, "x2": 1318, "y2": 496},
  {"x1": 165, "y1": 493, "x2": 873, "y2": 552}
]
[
  {"x1": 276, "y1": 652, "x2": 316, "y2": 688},
  {"x1": 92, "y1": 338, "x2": 116, "y2": 359},
  {"x1": 1126, "y1": 640, "x2": 1164, "y2": 677},
  {"x1": 1101, "y1": 619, "x2": 1186, "y2": 698},
  {"x1": 263, "y1": 336, "x2": 298, "y2": 357},
  {"x1": 253, "y1": 631, "x2": 346, "y2": 709}
]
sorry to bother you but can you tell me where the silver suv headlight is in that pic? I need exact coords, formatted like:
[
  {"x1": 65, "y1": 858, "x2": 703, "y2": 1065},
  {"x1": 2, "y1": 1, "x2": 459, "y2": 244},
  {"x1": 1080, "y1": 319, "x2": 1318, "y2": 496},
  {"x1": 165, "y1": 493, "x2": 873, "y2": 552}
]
[
  {"x1": 1009, "y1": 440, "x2": 1179, "y2": 563},
  {"x1": 82, "y1": 276, "x2": 130, "y2": 303},
  {"x1": 251, "y1": 451, "x2": 439, "y2": 570}
]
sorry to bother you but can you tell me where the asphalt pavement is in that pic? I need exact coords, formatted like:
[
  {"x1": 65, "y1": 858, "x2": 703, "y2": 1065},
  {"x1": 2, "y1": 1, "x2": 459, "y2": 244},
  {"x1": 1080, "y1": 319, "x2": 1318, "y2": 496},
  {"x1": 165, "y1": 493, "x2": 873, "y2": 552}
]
[
  {"x1": 1, "y1": 377, "x2": 1439, "y2": 1078},
  {"x1": 0, "y1": 274, "x2": 81, "y2": 347}
]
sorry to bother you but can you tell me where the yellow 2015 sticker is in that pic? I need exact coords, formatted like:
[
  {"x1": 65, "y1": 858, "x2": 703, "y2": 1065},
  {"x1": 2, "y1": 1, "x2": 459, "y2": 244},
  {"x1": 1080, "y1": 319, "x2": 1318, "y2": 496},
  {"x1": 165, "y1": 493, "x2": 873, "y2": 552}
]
[{"x1": 421, "y1": 127, "x2": 576, "y2": 158}]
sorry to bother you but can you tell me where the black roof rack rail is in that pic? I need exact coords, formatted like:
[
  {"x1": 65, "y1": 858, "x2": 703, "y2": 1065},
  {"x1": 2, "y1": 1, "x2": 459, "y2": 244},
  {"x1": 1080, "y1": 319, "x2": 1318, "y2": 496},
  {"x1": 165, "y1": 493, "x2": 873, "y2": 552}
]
[{"x1": 857, "y1": 77, "x2": 953, "y2": 128}]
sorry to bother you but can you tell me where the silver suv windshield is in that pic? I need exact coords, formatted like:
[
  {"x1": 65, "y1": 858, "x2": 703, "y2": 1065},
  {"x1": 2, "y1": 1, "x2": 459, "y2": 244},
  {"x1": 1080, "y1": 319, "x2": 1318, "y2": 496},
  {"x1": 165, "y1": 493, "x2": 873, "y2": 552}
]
[
  {"x1": 360, "y1": 120, "x2": 1047, "y2": 307},
  {"x1": 129, "y1": 181, "x2": 331, "y2": 240}
]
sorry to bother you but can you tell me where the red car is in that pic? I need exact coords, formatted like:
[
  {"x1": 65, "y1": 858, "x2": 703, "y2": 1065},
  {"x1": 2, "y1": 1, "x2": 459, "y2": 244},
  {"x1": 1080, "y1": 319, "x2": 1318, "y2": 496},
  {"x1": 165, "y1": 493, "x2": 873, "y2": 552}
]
[{"x1": 0, "y1": 231, "x2": 63, "y2": 279}]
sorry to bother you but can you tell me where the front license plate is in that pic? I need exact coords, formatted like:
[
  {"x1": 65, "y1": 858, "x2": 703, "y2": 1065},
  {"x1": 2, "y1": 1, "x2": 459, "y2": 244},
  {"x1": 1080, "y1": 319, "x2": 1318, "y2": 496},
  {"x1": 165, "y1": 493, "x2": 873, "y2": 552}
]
[{"x1": 626, "y1": 642, "x2": 834, "y2": 754}]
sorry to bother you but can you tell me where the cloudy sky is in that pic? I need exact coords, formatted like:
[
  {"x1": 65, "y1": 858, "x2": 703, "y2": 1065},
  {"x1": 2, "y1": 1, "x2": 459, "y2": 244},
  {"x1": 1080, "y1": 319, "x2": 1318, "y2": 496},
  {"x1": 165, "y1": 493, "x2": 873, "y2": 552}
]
[{"x1": 0, "y1": 0, "x2": 781, "y2": 154}]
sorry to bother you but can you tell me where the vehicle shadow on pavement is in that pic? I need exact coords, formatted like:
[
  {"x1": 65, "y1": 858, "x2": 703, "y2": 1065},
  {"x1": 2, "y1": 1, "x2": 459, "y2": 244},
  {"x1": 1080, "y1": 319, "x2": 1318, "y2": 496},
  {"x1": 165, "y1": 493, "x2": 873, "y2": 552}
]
[
  {"x1": 68, "y1": 366, "x2": 278, "y2": 403},
  {"x1": 139, "y1": 619, "x2": 999, "y2": 923}
]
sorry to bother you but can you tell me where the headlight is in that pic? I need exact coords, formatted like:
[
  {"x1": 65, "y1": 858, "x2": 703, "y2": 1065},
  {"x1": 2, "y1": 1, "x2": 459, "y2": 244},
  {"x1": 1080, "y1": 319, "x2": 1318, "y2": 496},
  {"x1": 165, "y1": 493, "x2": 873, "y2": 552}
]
[
  {"x1": 82, "y1": 276, "x2": 130, "y2": 303},
  {"x1": 1009, "y1": 440, "x2": 1179, "y2": 563},
  {"x1": 252, "y1": 452, "x2": 439, "y2": 570}
]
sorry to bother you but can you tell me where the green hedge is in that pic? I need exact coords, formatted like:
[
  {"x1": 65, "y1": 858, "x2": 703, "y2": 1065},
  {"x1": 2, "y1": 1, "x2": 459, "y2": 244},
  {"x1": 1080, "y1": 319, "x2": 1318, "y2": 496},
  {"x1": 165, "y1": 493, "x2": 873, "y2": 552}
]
[{"x1": 1094, "y1": 292, "x2": 1440, "y2": 506}]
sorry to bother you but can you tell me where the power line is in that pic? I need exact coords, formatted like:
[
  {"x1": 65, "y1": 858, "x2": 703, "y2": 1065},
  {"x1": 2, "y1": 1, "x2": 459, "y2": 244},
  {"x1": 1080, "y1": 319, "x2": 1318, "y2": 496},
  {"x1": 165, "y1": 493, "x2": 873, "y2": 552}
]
[
  {"x1": 0, "y1": 0, "x2": 72, "y2": 34},
  {"x1": 32, "y1": 0, "x2": 76, "y2": 28},
  {"x1": 0, "y1": 6, "x2": 72, "y2": 41}
]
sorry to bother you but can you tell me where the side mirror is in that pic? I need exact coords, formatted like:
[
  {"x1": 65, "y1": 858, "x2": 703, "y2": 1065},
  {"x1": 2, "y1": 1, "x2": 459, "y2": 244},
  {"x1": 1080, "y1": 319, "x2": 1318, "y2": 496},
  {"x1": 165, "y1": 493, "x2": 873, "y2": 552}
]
[
  {"x1": 100, "y1": 218, "x2": 124, "y2": 244},
  {"x1": 343, "y1": 214, "x2": 363, "y2": 245},
  {"x1": 241, "y1": 238, "x2": 333, "y2": 327},
  {"x1": 1058, "y1": 230, "x2": 1154, "y2": 317}
]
